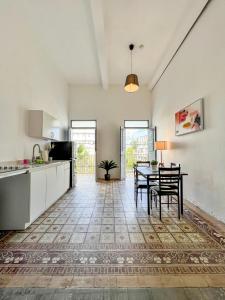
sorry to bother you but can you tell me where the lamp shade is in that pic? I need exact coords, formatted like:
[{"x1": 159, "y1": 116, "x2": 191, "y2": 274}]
[
  {"x1": 124, "y1": 74, "x2": 139, "y2": 92},
  {"x1": 155, "y1": 141, "x2": 168, "y2": 150}
]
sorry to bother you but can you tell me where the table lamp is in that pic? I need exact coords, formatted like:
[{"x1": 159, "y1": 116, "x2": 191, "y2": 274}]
[{"x1": 154, "y1": 141, "x2": 168, "y2": 166}]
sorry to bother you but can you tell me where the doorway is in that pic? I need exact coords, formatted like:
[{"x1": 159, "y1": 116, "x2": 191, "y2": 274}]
[
  {"x1": 120, "y1": 120, "x2": 155, "y2": 179},
  {"x1": 70, "y1": 120, "x2": 97, "y2": 182}
]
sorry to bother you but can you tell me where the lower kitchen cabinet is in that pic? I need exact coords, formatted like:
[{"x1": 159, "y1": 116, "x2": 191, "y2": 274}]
[
  {"x1": 30, "y1": 170, "x2": 47, "y2": 223},
  {"x1": 30, "y1": 162, "x2": 70, "y2": 226},
  {"x1": 0, "y1": 161, "x2": 70, "y2": 230},
  {"x1": 46, "y1": 166, "x2": 57, "y2": 209}
]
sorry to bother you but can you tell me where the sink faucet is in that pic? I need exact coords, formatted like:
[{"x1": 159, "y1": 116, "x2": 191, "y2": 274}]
[{"x1": 32, "y1": 144, "x2": 42, "y2": 162}]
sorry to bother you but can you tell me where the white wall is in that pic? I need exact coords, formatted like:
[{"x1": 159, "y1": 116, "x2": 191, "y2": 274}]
[
  {"x1": 69, "y1": 85, "x2": 151, "y2": 178},
  {"x1": 0, "y1": 1, "x2": 68, "y2": 162},
  {"x1": 151, "y1": 0, "x2": 225, "y2": 222}
]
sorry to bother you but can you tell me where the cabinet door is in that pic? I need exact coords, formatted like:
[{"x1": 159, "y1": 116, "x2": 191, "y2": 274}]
[
  {"x1": 64, "y1": 164, "x2": 70, "y2": 192},
  {"x1": 56, "y1": 164, "x2": 64, "y2": 198},
  {"x1": 46, "y1": 166, "x2": 57, "y2": 208},
  {"x1": 30, "y1": 170, "x2": 46, "y2": 223}
]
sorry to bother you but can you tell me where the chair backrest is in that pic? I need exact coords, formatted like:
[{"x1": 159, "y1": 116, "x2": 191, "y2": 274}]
[
  {"x1": 159, "y1": 167, "x2": 180, "y2": 192},
  {"x1": 136, "y1": 161, "x2": 151, "y2": 167},
  {"x1": 171, "y1": 162, "x2": 181, "y2": 168}
]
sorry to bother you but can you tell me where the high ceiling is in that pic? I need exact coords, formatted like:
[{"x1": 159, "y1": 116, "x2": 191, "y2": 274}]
[{"x1": 3, "y1": 0, "x2": 208, "y2": 88}]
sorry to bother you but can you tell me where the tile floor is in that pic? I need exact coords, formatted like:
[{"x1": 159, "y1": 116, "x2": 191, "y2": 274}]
[
  {"x1": 0, "y1": 175, "x2": 225, "y2": 288},
  {"x1": 4, "y1": 178, "x2": 210, "y2": 245}
]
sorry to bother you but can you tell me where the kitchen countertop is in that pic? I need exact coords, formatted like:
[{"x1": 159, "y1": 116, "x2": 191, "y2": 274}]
[{"x1": 0, "y1": 160, "x2": 70, "y2": 179}]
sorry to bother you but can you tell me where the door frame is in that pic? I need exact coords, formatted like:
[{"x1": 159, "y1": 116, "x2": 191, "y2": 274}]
[
  {"x1": 70, "y1": 120, "x2": 97, "y2": 181},
  {"x1": 121, "y1": 121, "x2": 156, "y2": 179}
]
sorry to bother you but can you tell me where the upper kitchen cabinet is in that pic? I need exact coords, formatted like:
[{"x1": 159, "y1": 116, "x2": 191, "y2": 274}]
[{"x1": 28, "y1": 110, "x2": 61, "y2": 140}]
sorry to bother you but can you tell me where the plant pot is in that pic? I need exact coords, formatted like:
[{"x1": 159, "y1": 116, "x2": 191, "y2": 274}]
[
  {"x1": 151, "y1": 164, "x2": 158, "y2": 171},
  {"x1": 105, "y1": 174, "x2": 110, "y2": 181}
]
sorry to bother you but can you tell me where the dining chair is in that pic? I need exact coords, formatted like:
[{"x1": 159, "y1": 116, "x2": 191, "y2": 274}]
[
  {"x1": 134, "y1": 161, "x2": 156, "y2": 207},
  {"x1": 150, "y1": 167, "x2": 181, "y2": 220}
]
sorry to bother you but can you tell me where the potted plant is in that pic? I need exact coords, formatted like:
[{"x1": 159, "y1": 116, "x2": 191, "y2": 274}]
[
  {"x1": 151, "y1": 160, "x2": 158, "y2": 171},
  {"x1": 98, "y1": 160, "x2": 118, "y2": 180}
]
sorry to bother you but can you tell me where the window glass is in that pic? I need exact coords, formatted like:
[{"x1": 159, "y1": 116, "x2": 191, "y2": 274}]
[
  {"x1": 124, "y1": 120, "x2": 149, "y2": 128},
  {"x1": 71, "y1": 120, "x2": 96, "y2": 128}
]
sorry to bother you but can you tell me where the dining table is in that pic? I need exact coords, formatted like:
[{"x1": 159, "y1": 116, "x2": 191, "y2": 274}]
[{"x1": 135, "y1": 166, "x2": 188, "y2": 215}]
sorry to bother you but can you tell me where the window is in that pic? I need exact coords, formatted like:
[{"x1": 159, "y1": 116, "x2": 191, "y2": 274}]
[
  {"x1": 124, "y1": 120, "x2": 149, "y2": 128},
  {"x1": 71, "y1": 120, "x2": 96, "y2": 128}
]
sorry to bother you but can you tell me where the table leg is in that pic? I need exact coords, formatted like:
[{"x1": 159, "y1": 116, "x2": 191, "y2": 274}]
[
  {"x1": 180, "y1": 175, "x2": 183, "y2": 215},
  {"x1": 147, "y1": 176, "x2": 150, "y2": 215}
]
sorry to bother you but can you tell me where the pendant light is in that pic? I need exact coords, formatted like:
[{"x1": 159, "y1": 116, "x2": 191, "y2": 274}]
[{"x1": 124, "y1": 44, "x2": 139, "y2": 93}]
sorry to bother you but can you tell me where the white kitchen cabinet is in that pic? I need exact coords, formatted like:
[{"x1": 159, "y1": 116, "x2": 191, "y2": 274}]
[
  {"x1": 56, "y1": 164, "x2": 65, "y2": 198},
  {"x1": 64, "y1": 163, "x2": 70, "y2": 191},
  {"x1": 46, "y1": 166, "x2": 57, "y2": 209},
  {"x1": 28, "y1": 110, "x2": 61, "y2": 140},
  {"x1": 0, "y1": 162, "x2": 71, "y2": 230},
  {"x1": 30, "y1": 170, "x2": 46, "y2": 223}
]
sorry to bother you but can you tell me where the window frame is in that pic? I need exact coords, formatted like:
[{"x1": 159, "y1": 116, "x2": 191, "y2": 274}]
[
  {"x1": 124, "y1": 120, "x2": 149, "y2": 129},
  {"x1": 71, "y1": 120, "x2": 97, "y2": 129}
]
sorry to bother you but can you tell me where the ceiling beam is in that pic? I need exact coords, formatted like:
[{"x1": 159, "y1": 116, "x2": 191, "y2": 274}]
[
  {"x1": 89, "y1": 0, "x2": 108, "y2": 90},
  {"x1": 149, "y1": 0, "x2": 210, "y2": 91}
]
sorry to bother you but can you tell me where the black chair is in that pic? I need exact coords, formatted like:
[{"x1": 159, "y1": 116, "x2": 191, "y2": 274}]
[
  {"x1": 134, "y1": 161, "x2": 156, "y2": 207},
  {"x1": 150, "y1": 167, "x2": 181, "y2": 220}
]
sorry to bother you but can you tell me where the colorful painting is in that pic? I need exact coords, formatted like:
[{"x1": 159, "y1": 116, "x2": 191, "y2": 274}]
[{"x1": 175, "y1": 98, "x2": 204, "y2": 136}]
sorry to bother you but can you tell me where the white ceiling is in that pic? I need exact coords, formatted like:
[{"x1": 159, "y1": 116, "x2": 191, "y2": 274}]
[{"x1": 4, "y1": 0, "x2": 208, "y2": 88}]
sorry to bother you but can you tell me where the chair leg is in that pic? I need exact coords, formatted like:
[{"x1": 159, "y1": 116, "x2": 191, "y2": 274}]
[
  {"x1": 141, "y1": 189, "x2": 142, "y2": 201},
  {"x1": 159, "y1": 195, "x2": 162, "y2": 220},
  {"x1": 177, "y1": 194, "x2": 180, "y2": 219},
  {"x1": 135, "y1": 188, "x2": 138, "y2": 208},
  {"x1": 167, "y1": 195, "x2": 169, "y2": 209},
  {"x1": 150, "y1": 189, "x2": 152, "y2": 209}
]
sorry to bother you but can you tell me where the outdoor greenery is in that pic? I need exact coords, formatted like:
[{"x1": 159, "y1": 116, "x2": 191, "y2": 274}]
[{"x1": 76, "y1": 144, "x2": 95, "y2": 174}]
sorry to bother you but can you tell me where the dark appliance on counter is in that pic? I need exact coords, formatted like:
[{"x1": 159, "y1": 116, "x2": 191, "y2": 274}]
[{"x1": 49, "y1": 141, "x2": 76, "y2": 188}]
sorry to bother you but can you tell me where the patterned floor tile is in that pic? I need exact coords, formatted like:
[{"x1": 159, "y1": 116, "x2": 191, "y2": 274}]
[
  {"x1": 75, "y1": 225, "x2": 89, "y2": 232},
  {"x1": 173, "y1": 233, "x2": 192, "y2": 243},
  {"x1": 153, "y1": 225, "x2": 168, "y2": 232},
  {"x1": 101, "y1": 225, "x2": 114, "y2": 233},
  {"x1": 77, "y1": 218, "x2": 91, "y2": 225},
  {"x1": 115, "y1": 218, "x2": 126, "y2": 225},
  {"x1": 100, "y1": 233, "x2": 115, "y2": 243},
  {"x1": 180, "y1": 224, "x2": 197, "y2": 232},
  {"x1": 102, "y1": 218, "x2": 114, "y2": 224},
  {"x1": 7, "y1": 233, "x2": 29, "y2": 243},
  {"x1": 115, "y1": 232, "x2": 130, "y2": 243},
  {"x1": 158, "y1": 233, "x2": 176, "y2": 243},
  {"x1": 70, "y1": 233, "x2": 86, "y2": 243},
  {"x1": 38, "y1": 233, "x2": 57, "y2": 243},
  {"x1": 1, "y1": 176, "x2": 225, "y2": 278},
  {"x1": 129, "y1": 233, "x2": 145, "y2": 243},
  {"x1": 166, "y1": 224, "x2": 182, "y2": 232},
  {"x1": 88, "y1": 225, "x2": 101, "y2": 233},
  {"x1": 186, "y1": 233, "x2": 207, "y2": 243},
  {"x1": 85, "y1": 233, "x2": 100, "y2": 243},
  {"x1": 143, "y1": 232, "x2": 160, "y2": 243},
  {"x1": 42, "y1": 218, "x2": 55, "y2": 225},
  {"x1": 54, "y1": 233, "x2": 72, "y2": 243},
  {"x1": 137, "y1": 218, "x2": 150, "y2": 224},
  {"x1": 128, "y1": 225, "x2": 141, "y2": 233},
  {"x1": 53, "y1": 217, "x2": 68, "y2": 225},
  {"x1": 140, "y1": 225, "x2": 154, "y2": 232},
  {"x1": 23, "y1": 233, "x2": 43, "y2": 243},
  {"x1": 47, "y1": 225, "x2": 62, "y2": 233},
  {"x1": 33, "y1": 224, "x2": 50, "y2": 233},
  {"x1": 115, "y1": 225, "x2": 128, "y2": 232}
]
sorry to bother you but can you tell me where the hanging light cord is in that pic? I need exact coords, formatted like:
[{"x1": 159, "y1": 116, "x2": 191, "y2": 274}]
[{"x1": 130, "y1": 49, "x2": 133, "y2": 74}]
